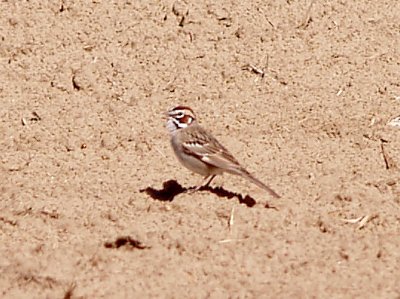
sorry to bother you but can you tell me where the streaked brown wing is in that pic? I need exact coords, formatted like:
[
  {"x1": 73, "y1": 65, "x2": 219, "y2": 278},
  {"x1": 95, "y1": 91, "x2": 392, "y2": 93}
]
[{"x1": 182, "y1": 127, "x2": 242, "y2": 173}]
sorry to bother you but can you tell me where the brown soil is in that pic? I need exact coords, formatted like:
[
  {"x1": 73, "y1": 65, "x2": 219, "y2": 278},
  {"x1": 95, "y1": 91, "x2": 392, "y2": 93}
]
[{"x1": 1, "y1": 1, "x2": 400, "y2": 298}]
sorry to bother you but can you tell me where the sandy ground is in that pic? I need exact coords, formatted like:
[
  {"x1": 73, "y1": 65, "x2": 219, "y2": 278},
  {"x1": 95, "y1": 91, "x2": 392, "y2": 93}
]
[{"x1": 1, "y1": 1, "x2": 400, "y2": 298}]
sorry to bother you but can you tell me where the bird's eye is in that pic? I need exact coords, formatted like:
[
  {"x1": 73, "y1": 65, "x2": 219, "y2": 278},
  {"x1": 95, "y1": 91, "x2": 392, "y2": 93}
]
[{"x1": 176, "y1": 112, "x2": 184, "y2": 118}]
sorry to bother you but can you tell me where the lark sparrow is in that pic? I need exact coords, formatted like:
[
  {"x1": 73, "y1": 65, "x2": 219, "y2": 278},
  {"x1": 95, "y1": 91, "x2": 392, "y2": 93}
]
[{"x1": 166, "y1": 106, "x2": 280, "y2": 198}]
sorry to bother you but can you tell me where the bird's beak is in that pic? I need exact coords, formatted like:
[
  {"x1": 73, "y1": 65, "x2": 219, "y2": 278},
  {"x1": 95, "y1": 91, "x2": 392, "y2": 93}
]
[{"x1": 162, "y1": 111, "x2": 170, "y2": 120}]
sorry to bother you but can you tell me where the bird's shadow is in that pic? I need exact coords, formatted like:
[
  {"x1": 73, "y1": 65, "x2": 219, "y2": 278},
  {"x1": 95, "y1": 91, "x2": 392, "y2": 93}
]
[{"x1": 140, "y1": 180, "x2": 275, "y2": 208}]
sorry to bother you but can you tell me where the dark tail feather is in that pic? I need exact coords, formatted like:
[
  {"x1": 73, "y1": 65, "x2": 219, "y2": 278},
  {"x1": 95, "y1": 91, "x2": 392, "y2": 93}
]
[{"x1": 240, "y1": 170, "x2": 281, "y2": 198}]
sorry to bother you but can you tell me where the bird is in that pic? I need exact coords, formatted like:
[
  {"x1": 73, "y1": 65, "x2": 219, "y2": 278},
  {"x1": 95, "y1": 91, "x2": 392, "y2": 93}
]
[{"x1": 165, "y1": 105, "x2": 280, "y2": 198}]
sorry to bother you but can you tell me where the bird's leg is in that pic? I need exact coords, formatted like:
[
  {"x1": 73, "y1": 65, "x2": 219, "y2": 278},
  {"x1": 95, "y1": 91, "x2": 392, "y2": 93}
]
[
  {"x1": 189, "y1": 175, "x2": 216, "y2": 192},
  {"x1": 203, "y1": 175, "x2": 216, "y2": 188}
]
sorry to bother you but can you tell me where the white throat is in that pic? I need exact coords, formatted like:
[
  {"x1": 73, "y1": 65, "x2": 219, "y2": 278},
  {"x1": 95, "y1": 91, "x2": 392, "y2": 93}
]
[{"x1": 166, "y1": 117, "x2": 189, "y2": 133}]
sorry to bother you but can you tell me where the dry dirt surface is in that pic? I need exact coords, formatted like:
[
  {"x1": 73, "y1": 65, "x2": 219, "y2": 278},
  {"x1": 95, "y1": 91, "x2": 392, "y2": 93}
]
[{"x1": 1, "y1": 1, "x2": 400, "y2": 298}]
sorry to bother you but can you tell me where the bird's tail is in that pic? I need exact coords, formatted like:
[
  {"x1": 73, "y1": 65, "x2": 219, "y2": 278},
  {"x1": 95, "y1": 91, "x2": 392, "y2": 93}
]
[{"x1": 239, "y1": 169, "x2": 281, "y2": 198}]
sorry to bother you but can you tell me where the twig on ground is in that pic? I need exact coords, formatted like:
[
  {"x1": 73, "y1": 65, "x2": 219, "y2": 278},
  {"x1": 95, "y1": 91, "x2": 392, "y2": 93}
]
[
  {"x1": 342, "y1": 214, "x2": 377, "y2": 230},
  {"x1": 297, "y1": 0, "x2": 315, "y2": 29},
  {"x1": 380, "y1": 139, "x2": 397, "y2": 170},
  {"x1": 228, "y1": 206, "x2": 235, "y2": 231},
  {"x1": 242, "y1": 64, "x2": 265, "y2": 77},
  {"x1": 218, "y1": 238, "x2": 246, "y2": 244}
]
